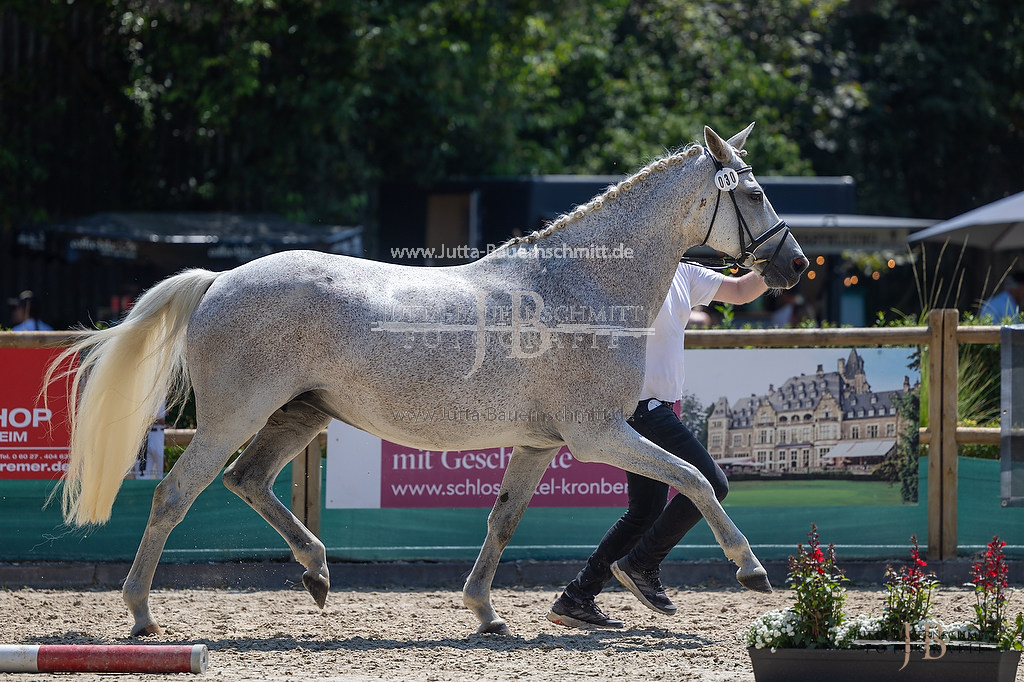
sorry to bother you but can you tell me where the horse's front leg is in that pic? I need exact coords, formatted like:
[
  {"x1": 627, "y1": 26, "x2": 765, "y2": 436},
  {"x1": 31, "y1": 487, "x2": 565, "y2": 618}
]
[
  {"x1": 464, "y1": 445, "x2": 559, "y2": 634},
  {"x1": 565, "y1": 421, "x2": 771, "y2": 593}
]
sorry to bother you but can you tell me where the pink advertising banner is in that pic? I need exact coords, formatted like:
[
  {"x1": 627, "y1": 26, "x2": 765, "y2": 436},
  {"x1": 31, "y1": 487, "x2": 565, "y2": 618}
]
[{"x1": 326, "y1": 421, "x2": 629, "y2": 509}]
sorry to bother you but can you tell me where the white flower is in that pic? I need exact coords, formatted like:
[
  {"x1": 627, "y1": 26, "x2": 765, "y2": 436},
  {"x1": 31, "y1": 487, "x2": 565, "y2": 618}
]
[
  {"x1": 941, "y1": 621, "x2": 982, "y2": 641},
  {"x1": 831, "y1": 613, "x2": 886, "y2": 648},
  {"x1": 745, "y1": 609, "x2": 801, "y2": 649}
]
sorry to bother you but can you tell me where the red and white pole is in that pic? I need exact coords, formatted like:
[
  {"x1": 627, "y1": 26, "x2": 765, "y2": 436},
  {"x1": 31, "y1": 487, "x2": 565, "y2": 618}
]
[{"x1": 0, "y1": 644, "x2": 208, "y2": 673}]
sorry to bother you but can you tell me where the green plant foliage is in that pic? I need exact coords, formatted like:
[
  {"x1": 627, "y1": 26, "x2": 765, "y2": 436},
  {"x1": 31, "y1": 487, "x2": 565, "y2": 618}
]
[
  {"x1": 879, "y1": 240, "x2": 1003, "y2": 455},
  {"x1": 880, "y1": 535, "x2": 937, "y2": 640},
  {"x1": 787, "y1": 524, "x2": 848, "y2": 648},
  {"x1": 970, "y1": 537, "x2": 1024, "y2": 650}
]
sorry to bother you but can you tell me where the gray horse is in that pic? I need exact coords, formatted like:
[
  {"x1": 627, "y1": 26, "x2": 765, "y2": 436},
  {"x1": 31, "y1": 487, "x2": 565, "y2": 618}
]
[{"x1": 49, "y1": 124, "x2": 806, "y2": 637}]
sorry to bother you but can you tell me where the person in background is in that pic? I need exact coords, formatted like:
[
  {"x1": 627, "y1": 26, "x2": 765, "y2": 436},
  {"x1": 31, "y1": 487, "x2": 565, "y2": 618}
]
[
  {"x1": 132, "y1": 406, "x2": 166, "y2": 480},
  {"x1": 768, "y1": 289, "x2": 802, "y2": 327},
  {"x1": 980, "y1": 272, "x2": 1024, "y2": 321},
  {"x1": 7, "y1": 290, "x2": 53, "y2": 331},
  {"x1": 546, "y1": 262, "x2": 770, "y2": 629}
]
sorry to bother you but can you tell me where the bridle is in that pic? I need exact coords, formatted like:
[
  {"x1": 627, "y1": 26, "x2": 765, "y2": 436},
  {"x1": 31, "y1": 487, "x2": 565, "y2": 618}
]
[{"x1": 685, "y1": 152, "x2": 792, "y2": 271}]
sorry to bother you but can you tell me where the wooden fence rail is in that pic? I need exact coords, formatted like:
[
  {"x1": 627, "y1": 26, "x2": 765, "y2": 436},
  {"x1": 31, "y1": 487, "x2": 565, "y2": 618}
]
[{"x1": 0, "y1": 311, "x2": 1003, "y2": 559}]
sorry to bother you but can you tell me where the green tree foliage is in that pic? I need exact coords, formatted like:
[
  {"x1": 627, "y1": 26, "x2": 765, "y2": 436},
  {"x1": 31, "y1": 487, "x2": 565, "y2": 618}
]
[
  {"x1": 825, "y1": 0, "x2": 1024, "y2": 217},
  {"x1": 481, "y1": 0, "x2": 858, "y2": 176},
  {"x1": 874, "y1": 388, "x2": 920, "y2": 503},
  {"x1": 2, "y1": 0, "x2": 1021, "y2": 231},
  {"x1": 676, "y1": 390, "x2": 709, "y2": 444}
]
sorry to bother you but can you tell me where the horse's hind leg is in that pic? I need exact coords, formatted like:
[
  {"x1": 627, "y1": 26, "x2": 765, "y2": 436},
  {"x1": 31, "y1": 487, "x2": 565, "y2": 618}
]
[
  {"x1": 222, "y1": 400, "x2": 332, "y2": 608},
  {"x1": 464, "y1": 445, "x2": 558, "y2": 635},
  {"x1": 123, "y1": 426, "x2": 257, "y2": 636}
]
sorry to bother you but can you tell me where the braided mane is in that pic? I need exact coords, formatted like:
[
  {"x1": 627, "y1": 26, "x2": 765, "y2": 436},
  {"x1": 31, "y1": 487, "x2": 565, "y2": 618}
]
[{"x1": 501, "y1": 143, "x2": 705, "y2": 248}]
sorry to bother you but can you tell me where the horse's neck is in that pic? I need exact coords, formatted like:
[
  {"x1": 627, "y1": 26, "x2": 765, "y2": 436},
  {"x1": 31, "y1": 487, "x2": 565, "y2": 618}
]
[{"x1": 534, "y1": 167, "x2": 707, "y2": 318}]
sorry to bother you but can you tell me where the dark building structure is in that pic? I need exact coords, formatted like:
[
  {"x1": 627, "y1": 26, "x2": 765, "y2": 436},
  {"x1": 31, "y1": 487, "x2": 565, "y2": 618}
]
[
  {"x1": 6, "y1": 213, "x2": 362, "y2": 329},
  {"x1": 377, "y1": 175, "x2": 935, "y2": 324}
]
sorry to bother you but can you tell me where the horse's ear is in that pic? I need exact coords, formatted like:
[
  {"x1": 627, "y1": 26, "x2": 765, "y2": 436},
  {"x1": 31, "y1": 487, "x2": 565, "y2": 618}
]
[
  {"x1": 704, "y1": 126, "x2": 732, "y2": 164},
  {"x1": 726, "y1": 122, "x2": 755, "y2": 151}
]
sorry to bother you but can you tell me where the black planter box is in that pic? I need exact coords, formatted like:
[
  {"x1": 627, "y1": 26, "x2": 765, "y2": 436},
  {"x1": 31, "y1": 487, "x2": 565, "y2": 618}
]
[{"x1": 748, "y1": 645, "x2": 1021, "y2": 682}]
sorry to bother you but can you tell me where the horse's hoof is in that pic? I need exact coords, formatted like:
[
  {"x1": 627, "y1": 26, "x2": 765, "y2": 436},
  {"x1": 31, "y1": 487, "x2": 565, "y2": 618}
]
[
  {"x1": 130, "y1": 622, "x2": 164, "y2": 637},
  {"x1": 737, "y1": 567, "x2": 773, "y2": 594},
  {"x1": 302, "y1": 570, "x2": 330, "y2": 609},
  {"x1": 476, "y1": 620, "x2": 511, "y2": 635}
]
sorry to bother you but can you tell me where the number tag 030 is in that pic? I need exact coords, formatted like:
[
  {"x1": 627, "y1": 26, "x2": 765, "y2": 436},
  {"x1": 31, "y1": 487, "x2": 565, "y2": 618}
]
[{"x1": 714, "y1": 167, "x2": 740, "y2": 192}]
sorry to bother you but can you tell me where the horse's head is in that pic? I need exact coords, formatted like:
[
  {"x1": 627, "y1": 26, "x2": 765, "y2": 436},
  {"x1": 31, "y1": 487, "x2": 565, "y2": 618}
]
[{"x1": 698, "y1": 123, "x2": 807, "y2": 289}]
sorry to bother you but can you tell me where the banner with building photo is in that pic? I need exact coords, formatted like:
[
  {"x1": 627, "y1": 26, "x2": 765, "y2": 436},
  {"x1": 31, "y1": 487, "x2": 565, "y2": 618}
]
[
  {"x1": 324, "y1": 345, "x2": 920, "y2": 510},
  {"x1": 684, "y1": 347, "x2": 921, "y2": 506}
]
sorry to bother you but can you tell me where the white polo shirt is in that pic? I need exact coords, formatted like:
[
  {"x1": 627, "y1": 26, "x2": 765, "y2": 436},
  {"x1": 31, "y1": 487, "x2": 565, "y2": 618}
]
[{"x1": 639, "y1": 262, "x2": 725, "y2": 403}]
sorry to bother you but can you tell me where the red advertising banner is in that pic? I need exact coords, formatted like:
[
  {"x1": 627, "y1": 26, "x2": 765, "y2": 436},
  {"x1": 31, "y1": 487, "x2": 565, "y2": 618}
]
[
  {"x1": 326, "y1": 421, "x2": 629, "y2": 509},
  {"x1": 0, "y1": 349, "x2": 74, "y2": 480}
]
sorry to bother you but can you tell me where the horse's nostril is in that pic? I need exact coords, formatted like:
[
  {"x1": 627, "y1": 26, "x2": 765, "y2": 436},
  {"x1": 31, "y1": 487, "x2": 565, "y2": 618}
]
[{"x1": 794, "y1": 256, "x2": 808, "y2": 272}]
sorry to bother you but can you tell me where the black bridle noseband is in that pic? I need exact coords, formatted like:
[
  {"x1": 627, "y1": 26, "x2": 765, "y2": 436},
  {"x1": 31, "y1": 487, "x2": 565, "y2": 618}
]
[{"x1": 685, "y1": 153, "x2": 791, "y2": 271}]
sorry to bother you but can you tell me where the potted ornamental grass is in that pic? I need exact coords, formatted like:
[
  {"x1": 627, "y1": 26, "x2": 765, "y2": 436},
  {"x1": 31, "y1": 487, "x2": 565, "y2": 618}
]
[{"x1": 745, "y1": 525, "x2": 1023, "y2": 682}]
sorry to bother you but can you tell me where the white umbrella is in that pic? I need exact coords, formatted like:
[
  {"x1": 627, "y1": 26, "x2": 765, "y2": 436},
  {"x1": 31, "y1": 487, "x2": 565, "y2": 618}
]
[{"x1": 908, "y1": 191, "x2": 1024, "y2": 250}]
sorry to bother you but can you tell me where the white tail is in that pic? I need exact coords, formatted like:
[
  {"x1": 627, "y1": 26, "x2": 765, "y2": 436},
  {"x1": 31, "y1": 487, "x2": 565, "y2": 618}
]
[{"x1": 46, "y1": 269, "x2": 222, "y2": 526}]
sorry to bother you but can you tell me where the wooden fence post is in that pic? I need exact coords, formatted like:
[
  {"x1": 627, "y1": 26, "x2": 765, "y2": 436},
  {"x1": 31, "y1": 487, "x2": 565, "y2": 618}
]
[
  {"x1": 290, "y1": 440, "x2": 322, "y2": 539},
  {"x1": 927, "y1": 309, "x2": 960, "y2": 560}
]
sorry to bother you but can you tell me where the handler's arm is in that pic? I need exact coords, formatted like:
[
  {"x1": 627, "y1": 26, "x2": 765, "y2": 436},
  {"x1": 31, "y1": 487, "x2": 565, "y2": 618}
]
[{"x1": 712, "y1": 272, "x2": 768, "y2": 305}]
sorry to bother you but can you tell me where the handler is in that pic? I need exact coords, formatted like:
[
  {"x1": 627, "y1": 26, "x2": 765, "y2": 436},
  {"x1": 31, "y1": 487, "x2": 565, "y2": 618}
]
[{"x1": 547, "y1": 261, "x2": 770, "y2": 628}]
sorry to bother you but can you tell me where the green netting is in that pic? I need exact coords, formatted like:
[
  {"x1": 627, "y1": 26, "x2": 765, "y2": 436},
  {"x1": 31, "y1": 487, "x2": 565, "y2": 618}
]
[{"x1": 1, "y1": 458, "x2": 1021, "y2": 563}]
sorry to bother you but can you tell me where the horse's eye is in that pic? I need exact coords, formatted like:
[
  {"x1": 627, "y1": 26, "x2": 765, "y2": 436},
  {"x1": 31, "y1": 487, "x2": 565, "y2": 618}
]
[{"x1": 750, "y1": 191, "x2": 763, "y2": 203}]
